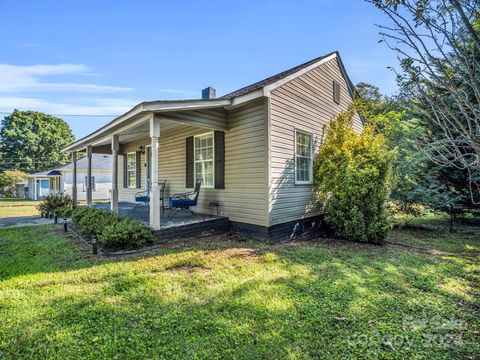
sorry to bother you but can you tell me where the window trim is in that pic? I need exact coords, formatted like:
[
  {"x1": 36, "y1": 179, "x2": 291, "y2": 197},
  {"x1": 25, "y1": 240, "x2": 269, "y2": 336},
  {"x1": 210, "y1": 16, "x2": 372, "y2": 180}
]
[
  {"x1": 294, "y1": 129, "x2": 313, "y2": 185},
  {"x1": 193, "y1": 131, "x2": 215, "y2": 189},
  {"x1": 126, "y1": 151, "x2": 137, "y2": 188},
  {"x1": 83, "y1": 176, "x2": 96, "y2": 192}
]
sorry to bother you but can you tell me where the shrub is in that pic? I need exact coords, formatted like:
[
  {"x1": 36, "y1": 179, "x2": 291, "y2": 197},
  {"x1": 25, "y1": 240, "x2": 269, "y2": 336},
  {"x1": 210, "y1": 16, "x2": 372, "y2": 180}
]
[
  {"x1": 98, "y1": 218, "x2": 155, "y2": 249},
  {"x1": 76, "y1": 208, "x2": 118, "y2": 239},
  {"x1": 37, "y1": 194, "x2": 73, "y2": 216},
  {"x1": 313, "y1": 107, "x2": 396, "y2": 244},
  {"x1": 71, "y1": 207, "x2": 93, "y2": 226},
  {"x1": 71, "y1": 207, "x2": 154, "y2": 249}
]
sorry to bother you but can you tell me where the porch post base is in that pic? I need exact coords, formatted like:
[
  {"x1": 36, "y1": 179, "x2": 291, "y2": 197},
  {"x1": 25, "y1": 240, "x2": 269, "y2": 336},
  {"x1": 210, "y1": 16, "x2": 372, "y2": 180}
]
[
  {"x1": 149, "y1": 186, "x2": 161, "y2": 230},
  {"x1": 110, "y1": 189, "x2": 118, "y2": 212}
]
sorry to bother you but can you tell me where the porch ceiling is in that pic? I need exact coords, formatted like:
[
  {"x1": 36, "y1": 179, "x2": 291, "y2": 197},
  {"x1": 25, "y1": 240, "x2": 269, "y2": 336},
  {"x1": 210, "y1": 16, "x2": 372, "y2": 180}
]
[
  {"x1": 90, "y1": 118, "x2": 181, "y2": 149},
  {"x1": 64, "y1": 99, "x2": 232, "y2": 153}
]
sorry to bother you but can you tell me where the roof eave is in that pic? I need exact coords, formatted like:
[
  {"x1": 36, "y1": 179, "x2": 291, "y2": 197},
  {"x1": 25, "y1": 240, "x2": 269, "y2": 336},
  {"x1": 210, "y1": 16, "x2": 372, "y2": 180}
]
[{"x1": 63, "y1": 98, "x2": 233, "y2": 152}]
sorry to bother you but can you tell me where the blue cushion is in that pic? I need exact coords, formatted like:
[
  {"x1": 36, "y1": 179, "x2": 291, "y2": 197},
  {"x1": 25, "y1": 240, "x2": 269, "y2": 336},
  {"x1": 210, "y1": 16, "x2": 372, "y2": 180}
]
[
  {"x1": 135, "y1": 195, "x2": 149, "y2": 203},
  {"x1": 169, "y1": 198, "x2": 196, "y2": 208}
]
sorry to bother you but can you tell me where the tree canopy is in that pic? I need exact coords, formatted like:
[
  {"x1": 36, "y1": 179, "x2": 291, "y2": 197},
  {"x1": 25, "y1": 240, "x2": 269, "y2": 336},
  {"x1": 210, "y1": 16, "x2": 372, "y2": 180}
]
[
  {"x1": 0, "y1": 170, "x2": 29, "y2": 197},
  {"x1": 367, "y1": 0, "x2": 480, "y2": 205},
  {"x1": 0, "y1": 110, "x2": 75, "y2": 173}
]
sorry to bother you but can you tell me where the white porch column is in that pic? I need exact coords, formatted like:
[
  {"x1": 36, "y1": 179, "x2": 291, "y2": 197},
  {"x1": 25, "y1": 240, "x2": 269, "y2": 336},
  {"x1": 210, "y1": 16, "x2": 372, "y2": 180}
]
[
  {"x1": 86, "y1": 145, "x2": 93, "y2": 207},
  {"x1": 33, "y1": 176, "x2": 37, "y2": 200},
  {"x1": 59, "y1": 174, "x2": 64, "y2": 194},
  {"x1": 72, "y1": 151, "x2": 78, "y2": 207},
  {"x1": 149, "y1": 116, "x2": 161, "y2": 230},
  {"x1": 111, "y1": 135, "x2": 119, "y2": 212}
]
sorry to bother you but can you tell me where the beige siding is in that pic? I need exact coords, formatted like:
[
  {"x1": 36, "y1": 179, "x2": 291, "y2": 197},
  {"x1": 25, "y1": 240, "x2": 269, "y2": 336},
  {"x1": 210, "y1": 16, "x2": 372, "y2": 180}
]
[
  {"x1": 118, "y1": 100, "x2": 268, "y2": 226},
  {"x1": 268, "y1": 57, "x2": 362, "y2": 226}
]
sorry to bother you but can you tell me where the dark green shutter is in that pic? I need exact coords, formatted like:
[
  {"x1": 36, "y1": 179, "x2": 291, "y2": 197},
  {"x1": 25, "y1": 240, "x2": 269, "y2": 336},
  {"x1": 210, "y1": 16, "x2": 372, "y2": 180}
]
[
  {"x1": 136, "y1": 151, "x2": 141, "y2": 188},
  {"x1": 186, "y1": 136, "x2": 194, "y2": 188},
  {"x1": 214, "y1": 131, "x2": 225, "y2": 189}
]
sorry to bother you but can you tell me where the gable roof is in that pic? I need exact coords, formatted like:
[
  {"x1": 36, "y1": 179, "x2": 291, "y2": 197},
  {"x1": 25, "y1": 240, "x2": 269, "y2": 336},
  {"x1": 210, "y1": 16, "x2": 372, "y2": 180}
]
[
  {"x1": 64, "y1": 51, "x2": 357, "y2": 152},
  {"x1": 58, "y1": 154, "x2": 112, "y2": 171},
  {"x1": 222, "y1": 51, "x2": 337, "y2": 99},
  {"x1": 29, "y1": 154, "x2": 112, "y2": 177}
]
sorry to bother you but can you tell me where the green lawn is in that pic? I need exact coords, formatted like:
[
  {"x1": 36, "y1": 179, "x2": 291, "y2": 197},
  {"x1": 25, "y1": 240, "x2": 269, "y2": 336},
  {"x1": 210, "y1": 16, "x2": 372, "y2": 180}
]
[
  {"x1": 0, "y1": 198, "x2": 39, "y2": 218},
  {"x1": 0, "y1": 223, "x2": 478, "y2": 359}
]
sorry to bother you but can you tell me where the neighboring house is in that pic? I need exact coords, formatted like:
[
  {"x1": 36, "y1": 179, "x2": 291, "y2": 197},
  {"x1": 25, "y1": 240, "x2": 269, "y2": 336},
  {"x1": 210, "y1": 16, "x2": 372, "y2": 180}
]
[
  {"x1": 57, "y1": 154, "x2": 112, "y2": 201},
  {"x1": 28, "y1": 154, "x2": 112, "y2": 200},
  {"x1": 28, "y1": 170, "x2": 63, "y2": 200},
  {"x1": 64, "y1": 51, "x2": 362, "y2": 238}
]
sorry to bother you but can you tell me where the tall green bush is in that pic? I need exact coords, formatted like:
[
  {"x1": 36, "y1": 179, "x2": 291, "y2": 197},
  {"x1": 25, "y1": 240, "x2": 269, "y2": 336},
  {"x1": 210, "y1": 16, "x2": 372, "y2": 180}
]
[{"x1": 313, "y1": 108, "x2": 396, "y2": 244}]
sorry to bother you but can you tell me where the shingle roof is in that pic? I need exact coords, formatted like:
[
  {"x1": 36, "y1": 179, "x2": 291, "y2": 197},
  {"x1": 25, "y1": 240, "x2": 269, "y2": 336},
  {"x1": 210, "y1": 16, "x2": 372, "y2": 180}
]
[
  {"x1": 58, "y1": 154, "x2": 112, "y2": 171},
  {"x1": 221, "y1": 51, "x2": 337, "y2": 99},
  {"x1": 30, "y1": 170, "x2": 56, "y2": 177},
  {"x1": 28, "y1": 155, "x2": 112, "y2": 177}
]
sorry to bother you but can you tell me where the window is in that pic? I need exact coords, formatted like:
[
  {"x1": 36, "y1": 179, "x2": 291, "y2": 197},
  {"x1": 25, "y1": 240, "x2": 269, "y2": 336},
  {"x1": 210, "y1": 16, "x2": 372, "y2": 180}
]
[
  {"x1": 295, "y1": 130, "x2": 313, "y2": 184},
  {"x1": 194, "y1": 132, "x2": 214, "y2": 188},
  {"x1": 333, "y1": 80, "x2": 341, "y2": 104},
  {"x1": 127, "y1": 152, "x2": 137, "y2": 188},
  {"x1": 83, "y1": 176, "x2": 96, "y2": 191},
  {"x1": 50, "y1": 177, "x2": 60, "y2": 192}
]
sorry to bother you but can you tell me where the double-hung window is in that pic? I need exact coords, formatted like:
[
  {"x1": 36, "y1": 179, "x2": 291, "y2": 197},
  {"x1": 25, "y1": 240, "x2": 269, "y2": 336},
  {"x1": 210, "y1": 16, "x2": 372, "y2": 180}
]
[
  {"x1": 194, "y1": 132, "x2": 214, "y2": 188},
  {"x1": 83, "y1": 176, "x2": 96, "y2": 191},
  {"x1": 126, "y1": 152, "x2": 137, "y2": 188},
  {"x1": 295, "y1": 130, "x2": 313, "y2": 184}
]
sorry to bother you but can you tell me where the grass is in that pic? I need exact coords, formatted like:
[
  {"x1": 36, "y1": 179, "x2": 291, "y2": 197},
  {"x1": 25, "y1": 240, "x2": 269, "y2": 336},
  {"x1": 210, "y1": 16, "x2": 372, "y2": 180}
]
[
  {"x1": 0, "y1": 198, "x2": 39, "y2": 218},
  {"x1": 0, "y1": 221, "x2": 478, "y2": 359}
]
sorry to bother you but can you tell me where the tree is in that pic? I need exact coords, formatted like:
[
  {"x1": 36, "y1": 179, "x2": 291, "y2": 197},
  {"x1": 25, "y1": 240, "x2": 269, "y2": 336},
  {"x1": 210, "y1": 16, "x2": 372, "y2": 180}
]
[
  {"x1": 313, "y1": 107, "x2": 396, "y2": 244},
  {"x1": 355, "y1": 82, "x2": 401, "y2": 118},
  {"x1": 356, "y1": 81, "x2": 479, "y2": 219},
  {"x1": 0, "y1": 110, "x2": 75, "y2": 173},
  {"x1": 0, "y1": 170, "x2": 28, "y2": 197},
  {"x1": 367, "y1": 0, "x2": 480, "y2": 205}
]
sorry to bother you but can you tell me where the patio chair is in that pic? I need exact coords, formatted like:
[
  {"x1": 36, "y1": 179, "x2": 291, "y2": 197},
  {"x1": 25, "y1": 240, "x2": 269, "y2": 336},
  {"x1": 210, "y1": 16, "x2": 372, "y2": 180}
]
[
  {"x1": 168, "y1": 180, "x2": 201, "y2": 219},
  {"x1": 134, "y1": 180, "x2": 167, "y2": 213}
]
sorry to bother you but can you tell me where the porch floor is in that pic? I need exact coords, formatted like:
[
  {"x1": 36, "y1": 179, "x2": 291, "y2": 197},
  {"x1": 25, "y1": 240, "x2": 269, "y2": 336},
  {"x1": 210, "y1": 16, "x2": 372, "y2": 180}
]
[{"x1": 92, "y1": 202, "x2": 228, "y2": 230}]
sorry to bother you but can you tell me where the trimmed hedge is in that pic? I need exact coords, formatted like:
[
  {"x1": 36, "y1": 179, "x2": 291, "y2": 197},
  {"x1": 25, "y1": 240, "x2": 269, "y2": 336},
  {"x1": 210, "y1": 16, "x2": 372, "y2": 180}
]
[{"x1": 71, "y1": 207, "x2": 154, "y2": 250}]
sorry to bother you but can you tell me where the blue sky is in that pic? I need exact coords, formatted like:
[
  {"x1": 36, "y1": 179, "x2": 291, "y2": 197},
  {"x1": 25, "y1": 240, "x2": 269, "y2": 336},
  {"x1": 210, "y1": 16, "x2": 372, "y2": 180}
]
[{"x1": 0, "y1": 0, "x2": 399, "y2": 139}]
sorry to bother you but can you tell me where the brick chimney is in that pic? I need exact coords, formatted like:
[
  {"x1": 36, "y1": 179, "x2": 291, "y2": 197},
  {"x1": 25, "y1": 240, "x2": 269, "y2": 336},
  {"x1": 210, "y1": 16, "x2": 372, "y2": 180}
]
[{"x1": 202, "y1": 86, "x2": 216, "y2": 99}]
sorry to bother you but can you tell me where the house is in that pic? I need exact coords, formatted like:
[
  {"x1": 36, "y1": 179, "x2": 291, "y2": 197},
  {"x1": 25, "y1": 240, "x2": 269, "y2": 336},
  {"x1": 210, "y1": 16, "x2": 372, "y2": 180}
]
[
  {"x1": 27, "y1": 154, "x2": 112, "y2": 200},
  {"x1": 63, "y1": 51, "x2": 362, "y2": 239}
]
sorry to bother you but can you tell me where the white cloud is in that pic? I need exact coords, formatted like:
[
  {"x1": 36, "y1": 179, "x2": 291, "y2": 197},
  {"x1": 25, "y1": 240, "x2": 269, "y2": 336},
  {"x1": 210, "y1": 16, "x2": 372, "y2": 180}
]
[
  {"x1": 156, "y1": 88, "x2": 198, "y2": 96},
  {"x1": 0, "y1": 97, "x2": 136, "y2": 116},
  {"x1": 0, "y1": 63, "x2": 133, "y2": 93}
]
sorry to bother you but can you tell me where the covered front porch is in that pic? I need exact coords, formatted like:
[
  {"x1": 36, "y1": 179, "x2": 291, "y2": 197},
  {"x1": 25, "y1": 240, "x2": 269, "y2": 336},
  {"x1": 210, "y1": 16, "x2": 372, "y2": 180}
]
[
  {"x1": 92, "y1": 201, "x2": 228, "y2": 230},
  {"x1": 64, "y1": 98, "x2": 231, "y2": 230}
]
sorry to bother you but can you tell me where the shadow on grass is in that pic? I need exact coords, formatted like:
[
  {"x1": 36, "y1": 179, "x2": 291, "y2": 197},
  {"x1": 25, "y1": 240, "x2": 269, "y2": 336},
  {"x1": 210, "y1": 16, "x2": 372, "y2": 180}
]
[{"x1": 0, "y1": 224, "x2": 479, "y2": 358}]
